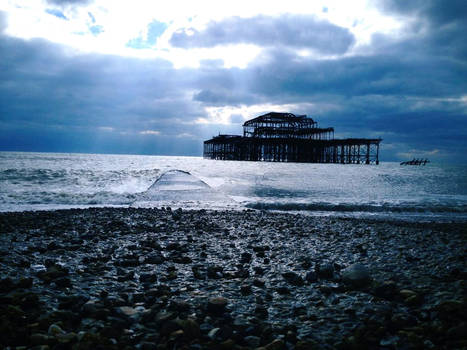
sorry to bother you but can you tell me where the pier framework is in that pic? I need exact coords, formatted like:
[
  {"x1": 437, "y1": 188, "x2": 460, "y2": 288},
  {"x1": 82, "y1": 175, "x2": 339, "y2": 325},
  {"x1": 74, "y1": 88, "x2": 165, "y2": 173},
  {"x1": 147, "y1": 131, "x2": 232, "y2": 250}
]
[{"x1": 203, "y1": 112, "x2": 381, "y2": 164}]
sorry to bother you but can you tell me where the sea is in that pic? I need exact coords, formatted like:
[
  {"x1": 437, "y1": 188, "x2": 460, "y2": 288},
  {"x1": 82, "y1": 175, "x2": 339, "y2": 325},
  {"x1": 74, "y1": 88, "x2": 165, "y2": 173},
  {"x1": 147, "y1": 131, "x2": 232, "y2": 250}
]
[{"x1": 1, "y1": 151, "x2": 467, "y2": 222}]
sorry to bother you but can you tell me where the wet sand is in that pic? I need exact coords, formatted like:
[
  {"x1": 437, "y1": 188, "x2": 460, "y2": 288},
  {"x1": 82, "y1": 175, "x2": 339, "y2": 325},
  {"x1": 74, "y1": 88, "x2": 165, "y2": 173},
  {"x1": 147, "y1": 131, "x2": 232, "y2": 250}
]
[{"x1": 0, "y1": 207, "x2": 466, "y2": 349}]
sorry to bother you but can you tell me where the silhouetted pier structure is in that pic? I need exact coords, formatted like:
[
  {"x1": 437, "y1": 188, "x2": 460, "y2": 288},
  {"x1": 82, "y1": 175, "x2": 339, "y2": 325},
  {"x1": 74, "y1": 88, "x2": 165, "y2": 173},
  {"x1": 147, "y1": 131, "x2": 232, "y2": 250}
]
[{"x1": 204, "y1": 112, "x2": 381, "y2": 164}]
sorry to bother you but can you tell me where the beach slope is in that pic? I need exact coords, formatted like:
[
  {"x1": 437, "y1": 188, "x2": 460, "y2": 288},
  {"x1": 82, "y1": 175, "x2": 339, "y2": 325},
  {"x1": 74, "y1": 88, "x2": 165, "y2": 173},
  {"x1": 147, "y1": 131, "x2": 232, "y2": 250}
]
[{"x1": 0, "y1": 208, "x2": 466, "y2": 349}]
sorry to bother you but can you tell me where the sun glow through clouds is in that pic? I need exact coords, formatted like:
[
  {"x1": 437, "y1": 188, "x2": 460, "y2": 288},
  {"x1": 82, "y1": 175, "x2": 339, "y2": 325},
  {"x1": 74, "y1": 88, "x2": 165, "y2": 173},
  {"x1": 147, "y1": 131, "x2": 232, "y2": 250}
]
[{"x1": 1, "y1": 0, "x2": 402, "y2": 68}]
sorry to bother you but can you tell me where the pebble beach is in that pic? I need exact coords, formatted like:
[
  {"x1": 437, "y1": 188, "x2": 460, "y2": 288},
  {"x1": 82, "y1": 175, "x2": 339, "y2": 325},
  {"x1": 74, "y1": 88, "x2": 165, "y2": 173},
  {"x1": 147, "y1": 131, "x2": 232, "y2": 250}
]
[{"x1": 1, "y1": 207, "x2": 466, "y2": 349}]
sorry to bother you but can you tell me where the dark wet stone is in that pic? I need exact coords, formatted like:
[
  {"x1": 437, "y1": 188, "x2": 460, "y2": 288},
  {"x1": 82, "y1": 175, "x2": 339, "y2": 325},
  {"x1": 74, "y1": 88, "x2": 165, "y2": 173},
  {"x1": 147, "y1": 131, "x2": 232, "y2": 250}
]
[
  {"x1": 37, "y1": 264, "x2": 69, "y2": 282},
  {"x1": 137, "y1": 341, "x2": 157, "y2": 350},
  {"x1": 296, "y1": 340, "x2": 320, "y2": 349},
  {"x1": 176, "y1": 319, "x2": 201, "y2": 340},
  {"x1": 117, "y1": 258, "x2": 139, "y2": 267},
  {"x1": 305, "y1": 271, "x2": 318, "y2": 283},
  {"x1": 48, "y1": 323, "x2": 65, "y2": 335},
  {"x1": 447, "y1": 322, "x2": 467, "y2": 339},
  {"x1": 172, "y1": 208, "x2": 183, "y2": 220},
  {"x1": 240, "y1": 252, "x2": 252, "y2": 263},
  {"x1": 262, "y1": 338, "x2": 285, "y2": 350},
  {"x1": 316, "y1": 263, "x2": 334, "y2": 279},
  {"x1": 342, "y1": 263, "x2": 372, "y2": 288},
  {"x1": 146, "y1": 284, "x2": 171, "y2": 298},
  {"x1": 16, "y1": 277, "x2": 33, "y2": 289},
  {"x1": 208, "y1": 326, "x2": 232, "y2": 342},
  {"x1": 255, "y1": 304, "x2": 268, "y2": 318},
  {"x1": 200, "y1": 322, "x2": 214, "y2": 334},
  {"x1": 435, "y1": 299, "x2": 465, "y2": 319},
  {"x1": 300, "y1": 256, "x2": 313, "y2": 270},
  {"x1": 145, "y1": 253, "x2": 165, "y2": 264},
  {"x1": 0, "y1": 277, "x2": 15, "y2": 292},
  {"x1": 372, "y1": 281, "x2": 398, "y2": 300},
  {"x1": 160, "y1": 319, "x2": 183, "y2": 336},
  {"x1": 252, "y1": 245, "x2": 270, "y2": 252},
  {"x1": 207, "y1": 297, "x2": 228, "y2": 315},
  {"x1": 254, "y1": 266, "x2": 265, "y2": 276},
  {"x1": 30, "y1": 333, "x2": 51, "y2": 346},
  {"x1": 207, "y1": 327, "x2": 221, "y2": 340},
  {"x1": 141, "y1": 238, "x2": 162, "y2": 250},
  {"x1": 56, "y1": 331, "x2": 78, "y2": 344},
  {"x1": 54, "y1": 276, "x2": 72, "y2": 288},
  {"x1": 47, "y1": 241, "x2": 63, "y2": 250},
  {"x1": 15, "y1": 258, "x2": 31, "y2": 268},
  {"x1": 291, "y1": 303, "x2": 307, "y2": 316},
  {"x1": 140, "y1": 273, "x2": 158, "y2": 283},
  {"x1": 166, "y1": 242, "x2": 182, "y2": 251},
  {"x1": 169, "y1": 299, "x2": 191, "y2": 313},
  {"x1": 253, "y1": 279, "x2": 266, "y2": 288},
  {"x1": 82, "y1": 301, "x2": 110, "y2": 320},
  {"x1": 117, "y1": 270, "x2": 135, "y2": 282},
  {"x1": 235, "y1": 268, "x2": 250, "y2": 278},
  {"x1": 244, "y1": 335, "x2": 261, "y2": 347},
  {"x1": 391, "y1": 313, "x2": 417, "y2": 329},
  {"x1": 171, "y1": 254, "x2": 192, "y2": 264},
  {"x1": 207, "y1": 265, "x2": 223, "y2": 279},
  {"x1": 276, "y1": 286, "x2": 290, "y2": 295},
  {"x1": 13, "y1": 291, "x2": 40, "y2": 309},
  {"x1": 192, "y1": 266, "x2": 205, "y2": 279},
  {"x1": 58, "y1": 294, "x2": 89, "y2": 310},
  {"x1": 282, "y1": 271, "x2": 304, "y2": 286},
  {"x1": 240, "y1": 284, "x2": 252, "y2": 295}
]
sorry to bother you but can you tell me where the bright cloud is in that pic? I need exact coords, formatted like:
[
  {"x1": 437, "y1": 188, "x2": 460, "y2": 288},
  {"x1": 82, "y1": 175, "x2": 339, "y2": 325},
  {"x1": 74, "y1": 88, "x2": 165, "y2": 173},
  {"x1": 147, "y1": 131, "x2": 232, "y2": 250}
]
[
  {"x1": 139, "y1": 130, "x2": 161, "y2": 135},
  {"x1": 1, "y1": 0, "x2": 403, "y2": 67}
]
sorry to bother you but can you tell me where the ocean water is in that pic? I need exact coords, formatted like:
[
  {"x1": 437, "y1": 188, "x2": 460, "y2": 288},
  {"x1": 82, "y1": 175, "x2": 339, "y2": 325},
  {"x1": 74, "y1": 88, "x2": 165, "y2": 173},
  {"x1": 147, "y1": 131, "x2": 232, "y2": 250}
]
[{"x1": 1, "y1": 151, "x2": 467, "y2": 221}]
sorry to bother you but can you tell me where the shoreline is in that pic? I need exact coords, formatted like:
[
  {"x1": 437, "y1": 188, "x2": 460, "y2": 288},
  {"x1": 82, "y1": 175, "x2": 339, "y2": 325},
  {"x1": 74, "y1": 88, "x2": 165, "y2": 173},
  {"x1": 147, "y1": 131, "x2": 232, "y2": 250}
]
[
  {"x1": 2, "y1": 204, "x2": 466, "y2": 224},
  {"x1": 1, "y1": 207, "x2": 466, "y2": 349}
]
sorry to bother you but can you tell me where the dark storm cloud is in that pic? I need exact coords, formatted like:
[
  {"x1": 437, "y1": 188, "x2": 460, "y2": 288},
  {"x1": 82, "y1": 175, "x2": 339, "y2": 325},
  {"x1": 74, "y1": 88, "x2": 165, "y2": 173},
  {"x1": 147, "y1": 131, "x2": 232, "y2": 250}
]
[
  {"x1": 193, "y1": 89, "x2": 259, "y2": 106},
  {"x1": 377, "y1": 0, "x2": 467, "y2": 25},
  {"x1": 0, "y1": 30, "x2": 213, "y2": 155},
  {"x1": 244, "y1": 47, "x2": 467, "y2": 99},
  {"x1": 170, "y1": 15, "x2": 355, "y2": 54},
  {"x1": 376, "y1": 0, "x2": 467, "y2": 59}
]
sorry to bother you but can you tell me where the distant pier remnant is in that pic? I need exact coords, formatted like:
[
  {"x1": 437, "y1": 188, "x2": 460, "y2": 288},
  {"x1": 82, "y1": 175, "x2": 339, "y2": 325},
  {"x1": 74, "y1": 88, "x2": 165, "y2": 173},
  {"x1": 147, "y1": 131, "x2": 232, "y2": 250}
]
[
  {"x1": 203, "y1": 112, "x2": 382, "y2": 164},
  {"x1": 400, "y1": 158, "x2": 429, "y2": 166}
]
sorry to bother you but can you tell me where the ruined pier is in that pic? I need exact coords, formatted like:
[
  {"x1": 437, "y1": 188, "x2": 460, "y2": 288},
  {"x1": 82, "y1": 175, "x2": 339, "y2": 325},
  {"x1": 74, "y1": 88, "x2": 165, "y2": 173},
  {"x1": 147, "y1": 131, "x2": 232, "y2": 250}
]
[{"x1": 204, "y1": 112, "x2": 381, "y2": 164}]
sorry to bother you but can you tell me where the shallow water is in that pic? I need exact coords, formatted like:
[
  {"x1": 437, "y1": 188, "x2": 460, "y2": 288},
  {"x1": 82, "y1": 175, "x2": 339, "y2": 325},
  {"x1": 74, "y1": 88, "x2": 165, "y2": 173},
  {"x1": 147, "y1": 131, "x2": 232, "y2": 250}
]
[{"x1": 1, "y1": 151, "x2": 466, "y2": 221}]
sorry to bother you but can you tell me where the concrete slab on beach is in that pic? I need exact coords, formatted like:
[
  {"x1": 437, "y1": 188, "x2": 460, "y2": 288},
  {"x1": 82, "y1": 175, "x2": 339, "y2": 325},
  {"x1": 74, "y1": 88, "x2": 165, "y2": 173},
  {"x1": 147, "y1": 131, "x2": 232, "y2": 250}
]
[{"x1": 132, "y1": 169, "x2": 240, "y2": 210}]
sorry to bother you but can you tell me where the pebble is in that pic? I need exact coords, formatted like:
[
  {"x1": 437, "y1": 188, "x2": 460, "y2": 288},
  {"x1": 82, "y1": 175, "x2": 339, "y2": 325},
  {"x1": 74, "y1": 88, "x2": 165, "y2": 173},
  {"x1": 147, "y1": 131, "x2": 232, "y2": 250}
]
[
  {"x1": 207, "y1": 297, "x2": 228, "y2": 315},
  {"x1": 341, "y1": 263, "x2": 372, "y2": 288},
  {"x1": 305, "y1": 271, "x2": 318, "y2": 283},
  {"x1": 316, "y1": 263, "x2": 334, "y2": 279},
  {"x1": 282, "y1": 271, "x2": 304, "y2": 286},
  {"x1": 47, "y1": 324, "x2": 65, "y2": 336},
  {"x1": 244, "y1": 335, "x2": 261, "y2": 347},
  {"x1": 372, "y1": 280, "x2": 398, "y2": 300}
]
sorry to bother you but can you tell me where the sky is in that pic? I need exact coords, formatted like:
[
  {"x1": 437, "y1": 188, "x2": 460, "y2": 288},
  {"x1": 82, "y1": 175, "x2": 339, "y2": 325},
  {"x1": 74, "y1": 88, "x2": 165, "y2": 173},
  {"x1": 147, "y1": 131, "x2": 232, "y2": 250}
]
[{"x1": 0, "y1": 0, "x2": 466, "y2": 162}]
